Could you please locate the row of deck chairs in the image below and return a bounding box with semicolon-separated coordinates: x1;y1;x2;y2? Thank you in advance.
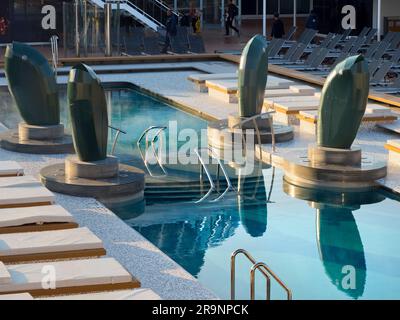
269;26;400;93
121;27;205;56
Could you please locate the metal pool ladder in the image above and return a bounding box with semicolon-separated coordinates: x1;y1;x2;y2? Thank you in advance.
194;147;235;203
231;249;292;300
137;126;167;177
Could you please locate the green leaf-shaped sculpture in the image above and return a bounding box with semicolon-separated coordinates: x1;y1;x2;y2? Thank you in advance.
67;64;108;162
318;55;369;149
238;35;268;117
318;208;366;299
4;42;60;125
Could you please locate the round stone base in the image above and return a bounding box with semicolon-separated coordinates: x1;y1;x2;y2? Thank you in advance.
227;114;271;130
0;129;74;154
40;163;145;202
65;156;119;180
282;150;387;191
19;123;64;141
308;145;361;166
207;119;294;150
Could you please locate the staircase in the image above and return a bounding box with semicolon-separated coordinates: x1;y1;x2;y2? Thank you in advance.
88;0;176;32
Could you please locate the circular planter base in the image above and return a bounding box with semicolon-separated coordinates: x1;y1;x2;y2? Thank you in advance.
40;163;145;202
282;145;387;191
0;130;74;154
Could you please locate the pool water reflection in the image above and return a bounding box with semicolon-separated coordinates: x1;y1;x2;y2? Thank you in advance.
124;168;400;300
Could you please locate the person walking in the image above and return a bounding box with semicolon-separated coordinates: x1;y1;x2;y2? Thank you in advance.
271;12;285;39
225;0;239;37
161;10;178;54
306;9;319;30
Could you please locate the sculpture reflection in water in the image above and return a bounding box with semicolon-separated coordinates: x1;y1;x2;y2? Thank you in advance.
283;180;385;299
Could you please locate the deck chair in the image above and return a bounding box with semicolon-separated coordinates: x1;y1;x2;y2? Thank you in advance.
188;34;206;53
319;33;335;48
365;28;377;44
268;38;285;58
285;47;327;70
273;43;307;65
327;34;342;50
389;32;400;50
349;35;366;54
285;26;297;40
0;258;140;297
372;41;391;60
339;29;352;41
296;29;312;44
358;27;370;38
0;176;55;209
364;42;380;59
374;73;400;93
371;61;393;84
143;35;162;55
0;205;78;234
0;227;106;263
299;47;329;71
368;60;381;77
0;161;23;177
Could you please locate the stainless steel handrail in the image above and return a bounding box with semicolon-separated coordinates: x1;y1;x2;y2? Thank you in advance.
108;125;127;156
137;126;167;177
194;147;235;203
231;249;271;300
50;35;59;76
231;248;292;300
250;262;292;300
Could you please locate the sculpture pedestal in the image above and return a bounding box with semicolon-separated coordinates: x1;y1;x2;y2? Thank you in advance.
282;144;387;191
65;156;119;180
19;123;64;141
40;158;145;204
208;113;294;150
0;122;74;154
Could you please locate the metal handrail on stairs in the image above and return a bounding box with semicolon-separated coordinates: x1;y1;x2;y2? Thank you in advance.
137;126;167;177
108;125;127;156
194;147;235;204
231;249;292;300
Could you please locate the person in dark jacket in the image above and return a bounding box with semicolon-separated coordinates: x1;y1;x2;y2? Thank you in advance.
161;9;178;53
225;0;239;36
306;10;319;30
271;12;285;39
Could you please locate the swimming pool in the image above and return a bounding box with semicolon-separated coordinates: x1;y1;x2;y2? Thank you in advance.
124;167;400;300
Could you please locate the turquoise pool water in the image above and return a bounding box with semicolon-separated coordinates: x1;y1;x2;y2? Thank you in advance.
124;168;400;300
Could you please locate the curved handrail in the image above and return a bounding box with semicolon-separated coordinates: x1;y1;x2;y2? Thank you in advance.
250;262;292;300
194;148;216;204
50;35;59;76
230;249;271;300
194;147;235;203
137;126;167;177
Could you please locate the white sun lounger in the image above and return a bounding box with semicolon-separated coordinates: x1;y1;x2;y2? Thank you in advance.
0;205;77;234
0;227;105;263
188;73;237;92
0;258;140;297
264;85;316;98
0;293;34;300
378;120;400;134
0;161;24;177
0;176;55;208
385;139;400;163
299;106;398;134
206;78;297;103
40;288;161;300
